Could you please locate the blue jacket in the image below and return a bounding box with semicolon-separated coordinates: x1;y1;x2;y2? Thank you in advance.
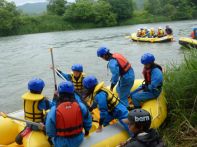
108;59;120;85
132;68;163;95
45;95;92;138
57;70;72;81
91;91;128;125
38;99;55;111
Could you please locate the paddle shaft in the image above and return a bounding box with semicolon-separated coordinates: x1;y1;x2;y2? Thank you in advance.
1;113;43;128
50;48;57;90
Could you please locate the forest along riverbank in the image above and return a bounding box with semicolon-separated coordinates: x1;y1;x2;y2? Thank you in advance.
0;0;197;36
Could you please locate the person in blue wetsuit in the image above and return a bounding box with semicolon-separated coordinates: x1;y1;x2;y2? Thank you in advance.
97;46;135;108
52;64;85;95
82;75;131;136
131;53;163;108
46;81;92;147
15;78;53;145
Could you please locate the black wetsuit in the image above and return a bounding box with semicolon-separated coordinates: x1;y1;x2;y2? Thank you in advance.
125;129;164;147
165;28;173;35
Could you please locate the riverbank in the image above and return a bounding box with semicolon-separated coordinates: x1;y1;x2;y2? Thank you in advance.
161;49;197;147
9;13;195;36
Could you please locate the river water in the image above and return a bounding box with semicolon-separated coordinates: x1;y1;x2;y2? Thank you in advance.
0;20;196;112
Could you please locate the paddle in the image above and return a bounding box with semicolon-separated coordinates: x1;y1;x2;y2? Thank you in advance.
49;48;57;91
0;112;45;130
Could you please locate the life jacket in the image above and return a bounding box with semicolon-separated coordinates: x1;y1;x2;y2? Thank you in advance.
150;30;155;36
71;73;85;94
22;92;45;123
137;31;141;37
142;64;162;85
112;53;131;76
56;101;83;137
157;30;164;37
141;30;146;37
93;82;119;112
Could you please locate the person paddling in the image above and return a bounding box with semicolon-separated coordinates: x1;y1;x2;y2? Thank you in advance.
119;109;164;147
82;75;131;135
97;46;135;108
15;78;53;145
130;53;163;109
51;64;85;95
45;81;92;147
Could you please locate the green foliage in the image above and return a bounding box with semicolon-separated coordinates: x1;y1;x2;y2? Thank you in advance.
145;0;197;20
64;0;117;27
0;0;21;36
107;0;134;20
92;0;117;26
64;0;94;22
47;0;67;16
161;50;197;146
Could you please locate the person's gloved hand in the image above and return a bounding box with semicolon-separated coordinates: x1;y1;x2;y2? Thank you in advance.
85;130;89;136
110;83;116;91
89;107;93;112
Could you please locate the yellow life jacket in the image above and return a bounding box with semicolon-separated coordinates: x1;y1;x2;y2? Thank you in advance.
71;73;85;94
22;92;45;123
141;30;146;37
150;30;155;36
93;82;119;112
158;29;164;37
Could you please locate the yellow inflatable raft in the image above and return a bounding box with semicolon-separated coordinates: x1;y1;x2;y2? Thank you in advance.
179;37;197;48
0;79;167;147
129;33;173;43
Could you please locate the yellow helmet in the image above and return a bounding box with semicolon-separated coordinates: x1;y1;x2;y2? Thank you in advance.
150;28;154;31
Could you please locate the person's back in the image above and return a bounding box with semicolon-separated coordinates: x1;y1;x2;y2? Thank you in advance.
125;129;164;147
165;25;173;35
46;81;92;147
16;78;51;145
119;109;164;147
157;28;164;37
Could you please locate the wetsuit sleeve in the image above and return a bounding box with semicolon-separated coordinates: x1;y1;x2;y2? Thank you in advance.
95;92;108;126
45;106;57;137
56;70;72;81
148;68;163;92
79;102;92;132
38;98;53;111
108;59;120;85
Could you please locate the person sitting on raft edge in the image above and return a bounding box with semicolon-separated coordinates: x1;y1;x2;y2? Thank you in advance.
51;63;85;96
119;109;164;147
97;46;135;109
15;78;54;145
82;75;132;136
130;53;163;109
45;81;92;147
165;25;173;35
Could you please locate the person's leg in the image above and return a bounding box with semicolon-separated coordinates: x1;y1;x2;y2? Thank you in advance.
117;70;135;107
131;91;157;107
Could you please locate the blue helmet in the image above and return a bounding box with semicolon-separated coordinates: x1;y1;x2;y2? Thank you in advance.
83;75;98;89
141;53;155;64
97;46;109;57
28;78;45;92
58;81;75;94
71;64;83;72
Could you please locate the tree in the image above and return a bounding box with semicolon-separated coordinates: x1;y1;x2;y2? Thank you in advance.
93;0;117;26
107;0;134;20
64;0;94;22
47;0;67;16
0;0;21;36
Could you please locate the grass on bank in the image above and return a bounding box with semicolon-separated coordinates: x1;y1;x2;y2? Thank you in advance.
160;49;197;147
16;11;174;36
